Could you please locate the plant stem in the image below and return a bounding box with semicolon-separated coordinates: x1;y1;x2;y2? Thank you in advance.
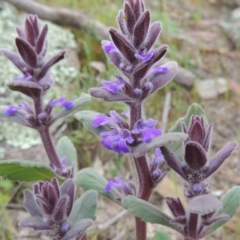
38;126;62;169
33;97;62;170
129;102;154;240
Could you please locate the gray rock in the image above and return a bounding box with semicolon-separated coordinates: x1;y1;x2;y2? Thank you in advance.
0;2;79;154
220;7;240;49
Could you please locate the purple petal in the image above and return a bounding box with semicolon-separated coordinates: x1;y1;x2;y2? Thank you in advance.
102;40;117;53
5;106;18;116
135;50;154;62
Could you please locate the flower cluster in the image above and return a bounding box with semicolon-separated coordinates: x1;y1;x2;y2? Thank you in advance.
93;111;162;154
1;15;74;128
161;116;237;198
160;116;237;239
89;0;178;103
19;178;93;240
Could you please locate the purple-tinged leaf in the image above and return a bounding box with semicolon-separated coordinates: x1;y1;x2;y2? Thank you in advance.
37;50;65;80
0;49;25;71
133;11;150;48
188;213;198;239
15;37;37;67
144;22;162;51
89;87;133;102
133;45;168;81
32;15;40;37
7;80;42;98
25;18;36;46
203;214;229;226
36;24;48;54
15;26;25;38
184;141;207;170
206;142;237;178
124;2;136;34
19;216;52;230
188;194;222;215
60;179;75;216
134;0;144;19
23;190;43;217
117;11;127;35
109;28;137;64
166;197;185;217
61;219;93;240
202;123;213;152
160;146;186;179
53;195;68;222
150;61;178;94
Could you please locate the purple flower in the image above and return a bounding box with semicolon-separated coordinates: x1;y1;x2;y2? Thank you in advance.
102;40;117;53
150;66;169;74
132;119;162;143
92;110;124;127
13;72;32;81
5;101;33;116
5;106;19;116
101;76;125;94
105;177;129;192
49;97;73;110
100;128;134;154
151;148;165;170
135;49;154;62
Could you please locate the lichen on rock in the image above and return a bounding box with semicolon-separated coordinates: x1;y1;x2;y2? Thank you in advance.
0;2;80;154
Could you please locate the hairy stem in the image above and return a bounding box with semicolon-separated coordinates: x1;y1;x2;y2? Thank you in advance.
130;102;154;240
38;126;62;169
33;97;62;170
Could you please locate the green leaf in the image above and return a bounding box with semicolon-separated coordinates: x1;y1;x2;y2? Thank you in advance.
0;160;62;182
132;132;187;158
167;103;206;160
68;190;98;222
53;93;91;120
122;196;175;229
74;110;111;136
74;168;119;201
153;230;172;240
207;186;240;235
56;136;77;166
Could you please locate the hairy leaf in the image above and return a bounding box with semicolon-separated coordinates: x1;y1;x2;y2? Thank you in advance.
0;160;62;182
74;168;119;201
122;196;174;229
68;190;98;222
207;186;240;235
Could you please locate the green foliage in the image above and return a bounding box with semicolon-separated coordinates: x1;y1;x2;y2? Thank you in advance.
68;190;98;222
75;110;111;136
207;186;240;236
122;196;175;230
132;132;187;158
56;136;77;166
0;160;62;182
74;167;119;201
153;230;172;240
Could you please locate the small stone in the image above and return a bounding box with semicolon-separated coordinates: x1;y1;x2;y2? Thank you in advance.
90;61;106;73
196;78;229;100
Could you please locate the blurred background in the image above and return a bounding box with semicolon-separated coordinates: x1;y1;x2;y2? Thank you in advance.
1;0;240;239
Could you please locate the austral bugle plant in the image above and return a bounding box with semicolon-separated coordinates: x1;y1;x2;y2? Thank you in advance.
0;0;240;240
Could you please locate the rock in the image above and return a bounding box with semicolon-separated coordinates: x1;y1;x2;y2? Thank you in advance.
0;2;80;154
196;78;229;100
220;8;240;49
